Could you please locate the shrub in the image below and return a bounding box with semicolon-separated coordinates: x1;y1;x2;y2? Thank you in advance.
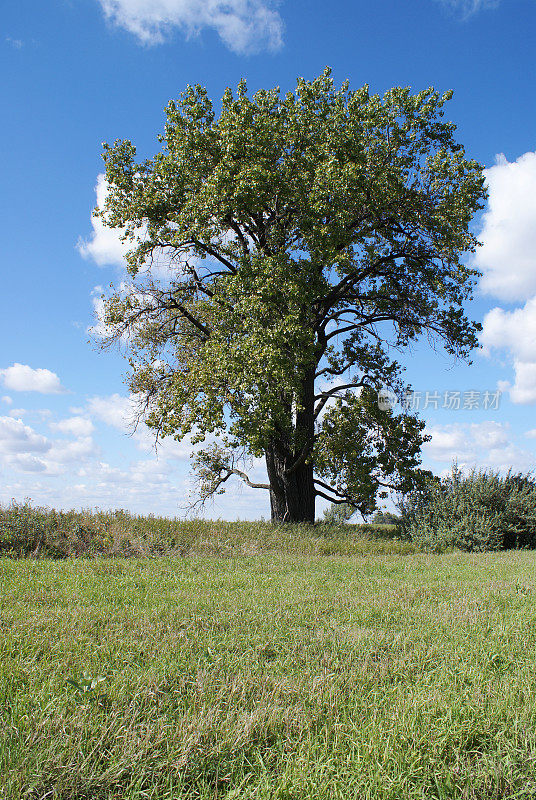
0;501;412;559
320;502;357;525
370;510;401;525
400;466;536;552
0;501;106;558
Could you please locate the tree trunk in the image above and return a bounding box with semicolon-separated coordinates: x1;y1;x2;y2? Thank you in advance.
265;447;315;523
265;369;316;524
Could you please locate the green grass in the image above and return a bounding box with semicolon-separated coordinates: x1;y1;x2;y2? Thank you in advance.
3;549;536;799
0;501;406;559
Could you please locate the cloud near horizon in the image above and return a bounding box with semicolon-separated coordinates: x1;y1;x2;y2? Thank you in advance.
424;421;533;474
97;0;284;54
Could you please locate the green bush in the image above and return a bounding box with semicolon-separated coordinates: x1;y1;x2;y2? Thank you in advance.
320;502;357;525
0;501;413;559
400;466;536;552
0;501;106;558
370;510;401;525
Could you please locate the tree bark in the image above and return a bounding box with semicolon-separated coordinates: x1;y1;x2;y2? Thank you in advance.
265;446;315;523
265;369;316;524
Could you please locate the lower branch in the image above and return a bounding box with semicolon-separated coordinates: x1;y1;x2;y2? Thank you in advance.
315;489;356;505
189;443;268;511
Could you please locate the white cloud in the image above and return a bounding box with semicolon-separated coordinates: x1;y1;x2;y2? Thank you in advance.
477;152;536;302
1;396;12;405
470;420;509;450
481;298;536;362
47;436;97;465
50;416;95;437
8;408;52;422
499;362;536;405
481;297;536;404
424;423;474;463
7;454;48;473
0;363;65;394
0;413;97;476
0;396;268;518
97;0;284;54
424;421;534;473
77;174;130;267
0;416;50;455
87;392;139;431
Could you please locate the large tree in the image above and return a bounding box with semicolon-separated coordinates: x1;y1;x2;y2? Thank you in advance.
96;69;486;523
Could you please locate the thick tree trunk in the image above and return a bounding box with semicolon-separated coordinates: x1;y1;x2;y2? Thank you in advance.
265;447;315;523
265;369;316;524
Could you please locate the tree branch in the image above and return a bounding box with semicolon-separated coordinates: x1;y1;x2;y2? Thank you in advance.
315;489;355;505
230;468;270;490
284;436;316;476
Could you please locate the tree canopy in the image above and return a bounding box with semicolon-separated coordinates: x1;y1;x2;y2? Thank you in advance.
96;68;486;522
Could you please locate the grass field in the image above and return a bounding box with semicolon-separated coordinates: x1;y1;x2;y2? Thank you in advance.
3;546;536;799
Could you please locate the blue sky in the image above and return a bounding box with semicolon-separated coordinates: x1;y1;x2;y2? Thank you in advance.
2;0;536;518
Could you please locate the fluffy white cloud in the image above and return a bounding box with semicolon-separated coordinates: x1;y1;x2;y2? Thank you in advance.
498;362;536;405
86;392;193;458
0;363;65;394
0;413;98;476
97;0;283;54
50;416;95;437
0;416;50;455
481;298;536;362
47;436;97;465
8;454;48;473
481;297;536;404
477;152;536;404
423;421;534;473
1;396;12;405
77;174;130;267
87;392;139;431
477;152;536;302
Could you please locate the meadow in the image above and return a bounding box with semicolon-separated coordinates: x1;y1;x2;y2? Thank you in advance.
3;530;536;799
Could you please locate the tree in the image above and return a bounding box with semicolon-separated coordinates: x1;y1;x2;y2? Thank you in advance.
371;510;400;525
96;69;486;523
321;502;357;525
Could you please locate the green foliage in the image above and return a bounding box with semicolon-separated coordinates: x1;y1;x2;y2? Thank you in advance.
401;466;536;552
65;672;107;705
314;387;431;514
0;501;106;558
321;502;357;525
95;68;486;516
0;501;412;559
371;510;401;525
